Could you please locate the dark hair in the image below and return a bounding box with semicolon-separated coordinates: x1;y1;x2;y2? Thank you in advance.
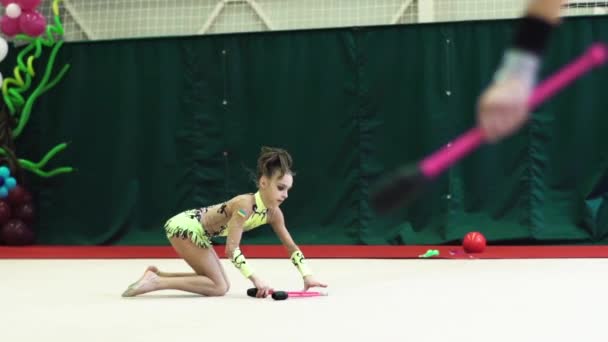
256;146;294;182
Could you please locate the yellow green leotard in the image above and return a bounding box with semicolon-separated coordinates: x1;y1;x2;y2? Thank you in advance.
163;191;269;248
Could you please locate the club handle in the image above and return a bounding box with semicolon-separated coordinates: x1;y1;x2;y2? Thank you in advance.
246;288;288;299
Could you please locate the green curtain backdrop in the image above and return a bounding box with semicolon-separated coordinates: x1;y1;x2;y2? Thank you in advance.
8;16;608;246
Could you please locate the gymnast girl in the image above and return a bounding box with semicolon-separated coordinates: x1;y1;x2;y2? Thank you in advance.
121;146;327;298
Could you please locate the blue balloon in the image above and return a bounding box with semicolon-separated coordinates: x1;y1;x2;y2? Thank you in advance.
0;166;9;179
5;177;16;190
0;186;8;198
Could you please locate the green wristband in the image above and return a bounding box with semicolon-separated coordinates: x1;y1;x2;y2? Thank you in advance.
231;247;254;278
291;250;312;277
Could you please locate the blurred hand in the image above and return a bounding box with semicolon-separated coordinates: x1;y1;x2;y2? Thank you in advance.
250;275;273;298
477;77;534;143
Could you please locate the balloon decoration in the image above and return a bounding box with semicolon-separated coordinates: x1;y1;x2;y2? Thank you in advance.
0;0;72;177
0;35;6;85
0;0;73;245
0;183;35;245
1;0;45;37
0;165;17;198
0;165;34;245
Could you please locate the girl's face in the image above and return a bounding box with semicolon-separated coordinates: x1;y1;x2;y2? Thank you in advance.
259;171;293;208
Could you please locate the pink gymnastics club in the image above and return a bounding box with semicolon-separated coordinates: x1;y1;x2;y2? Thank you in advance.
370;43;608;214
247;288;328;300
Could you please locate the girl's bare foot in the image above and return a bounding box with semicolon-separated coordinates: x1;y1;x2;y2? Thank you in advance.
146;265;160;275
121;270;159;297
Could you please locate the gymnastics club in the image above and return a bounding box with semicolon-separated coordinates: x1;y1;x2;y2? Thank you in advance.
246;287;328;300
370;43;608;214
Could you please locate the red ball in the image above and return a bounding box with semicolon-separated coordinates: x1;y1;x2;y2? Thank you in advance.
14;203;35;224
0;218;35;246
0;200;11;225
463;231;486;253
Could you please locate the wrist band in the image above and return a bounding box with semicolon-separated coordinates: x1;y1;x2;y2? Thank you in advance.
493;48;540;86
290;250;312;277
231;247;254;278
513;15;555;56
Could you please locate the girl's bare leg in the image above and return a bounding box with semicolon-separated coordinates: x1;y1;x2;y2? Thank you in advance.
121;238;229;297
144;248;230;287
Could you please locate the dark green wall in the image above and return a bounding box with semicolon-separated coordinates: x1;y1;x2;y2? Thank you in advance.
9;16;608;245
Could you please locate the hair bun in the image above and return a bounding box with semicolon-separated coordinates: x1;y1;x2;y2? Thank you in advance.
256;146;294;181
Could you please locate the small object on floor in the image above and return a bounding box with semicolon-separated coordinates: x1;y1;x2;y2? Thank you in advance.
246;288;328;300
418;249;440;258
448;249;476;259
462;231;487;253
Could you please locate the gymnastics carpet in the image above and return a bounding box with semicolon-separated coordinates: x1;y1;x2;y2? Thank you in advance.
1;245;608;259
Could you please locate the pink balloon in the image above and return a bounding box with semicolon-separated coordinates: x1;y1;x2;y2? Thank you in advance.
0;14;20;37
15;0;41;11
18;10;45;37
